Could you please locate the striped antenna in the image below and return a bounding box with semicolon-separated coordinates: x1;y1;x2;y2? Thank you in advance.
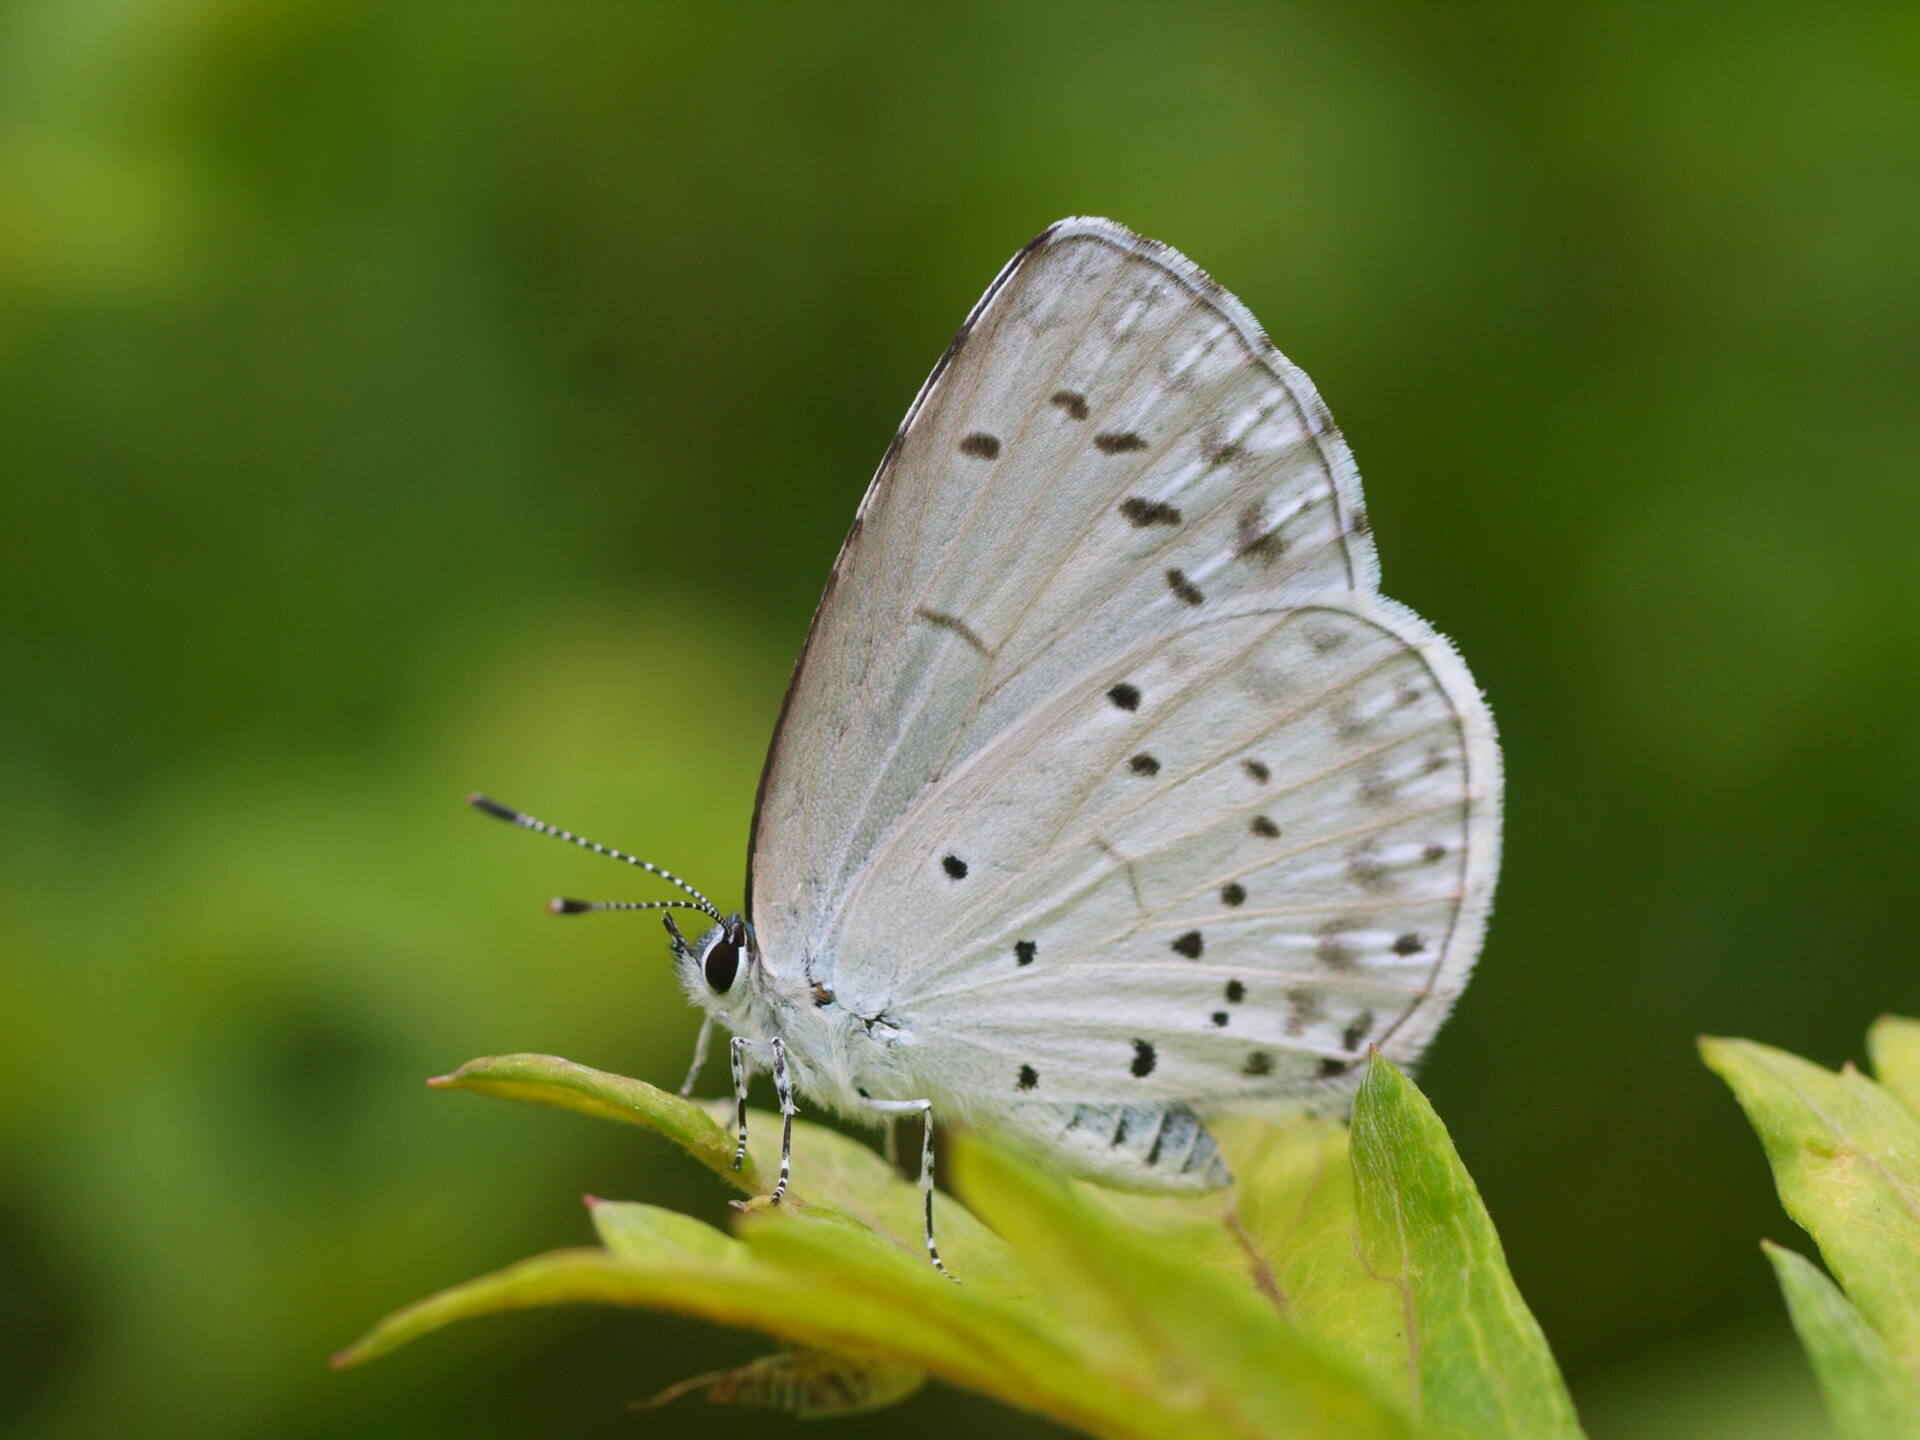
467;793;722;921
548;896;716;917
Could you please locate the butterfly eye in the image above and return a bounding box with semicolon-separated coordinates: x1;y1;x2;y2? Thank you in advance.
704;933;742;994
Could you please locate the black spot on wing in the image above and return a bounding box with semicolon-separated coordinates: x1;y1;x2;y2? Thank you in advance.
1250;815;1280;838
942;854;969;879
1017;1064;1038;1091
1094;431;1148;454
1220;882;1246;907
1170;930;1203;959
1235;502;1287;565
1392;933;1425;956
1050;390;1090;420
1014;940;1036;967
1318;1058;1350;1078
1164;568;1204;605
1128;753;1160;776
1211;1010;1229;1027
1107;682;1141;711
1243;1051;1273;1077
1242;758;1270;783
1118;497;1182;527
1130;1040;1157;1077
958;432;1001;458
1422;842;1448;864
1225;979;1246;1003
1343;1010;1375;1051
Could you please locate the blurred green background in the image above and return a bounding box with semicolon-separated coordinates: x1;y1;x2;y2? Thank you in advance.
3;4;1916;1436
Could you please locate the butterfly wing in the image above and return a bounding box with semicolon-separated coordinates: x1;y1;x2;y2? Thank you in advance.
747;219;1499;1152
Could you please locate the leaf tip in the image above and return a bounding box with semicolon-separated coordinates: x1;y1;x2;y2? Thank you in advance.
582;1193;604;1209
329;1346;358;1370
425;1074;456;1088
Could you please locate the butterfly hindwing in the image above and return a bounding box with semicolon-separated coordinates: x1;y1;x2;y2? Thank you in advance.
881;594;1497;1108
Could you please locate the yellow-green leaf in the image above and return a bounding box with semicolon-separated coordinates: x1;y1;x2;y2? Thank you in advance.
1764;1241;1920;1440
1349;1058;1586;1440
1868;1016;1920;1121
950;1134;1413;1440
587;1196;749;1267
344;1054;1582;1439
428;1053;753;1186
1701;1036;1920;1368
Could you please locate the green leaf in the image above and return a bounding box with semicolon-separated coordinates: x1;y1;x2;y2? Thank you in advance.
428;1053;754;1187
587;1196;751;1267
1700;1036;1920;1368
342;1054;1581;1439
1080;1116;1409;1396
1348;1058;1586;1440
1867;1016;1920;1120
948;1133;1412;1440
1764;1241;1920;1440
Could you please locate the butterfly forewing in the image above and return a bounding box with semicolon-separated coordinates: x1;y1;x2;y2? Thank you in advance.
748;218;1499;1136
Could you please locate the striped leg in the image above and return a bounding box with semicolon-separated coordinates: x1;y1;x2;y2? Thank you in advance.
768;1036;794;1205
728;1036;753;1170
862;1097;953;1280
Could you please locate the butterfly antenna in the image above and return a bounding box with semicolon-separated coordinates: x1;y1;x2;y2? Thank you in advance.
547;897;715;917
467;793;723;921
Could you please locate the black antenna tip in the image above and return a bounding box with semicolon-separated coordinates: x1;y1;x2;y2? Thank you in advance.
549;896;591;914
468;793;521;823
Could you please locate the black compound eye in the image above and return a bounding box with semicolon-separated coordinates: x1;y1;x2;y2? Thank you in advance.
704;935;741;994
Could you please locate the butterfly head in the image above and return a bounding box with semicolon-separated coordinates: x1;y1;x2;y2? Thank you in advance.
676;913;760;1011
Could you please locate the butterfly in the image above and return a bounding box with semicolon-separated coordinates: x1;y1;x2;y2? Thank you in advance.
473;217;1502;1275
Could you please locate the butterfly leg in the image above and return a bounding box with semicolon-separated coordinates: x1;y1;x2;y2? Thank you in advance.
677;1014;715;1097
728;1036;755;1170
861;1097;953;1280
768;1036;795;1204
